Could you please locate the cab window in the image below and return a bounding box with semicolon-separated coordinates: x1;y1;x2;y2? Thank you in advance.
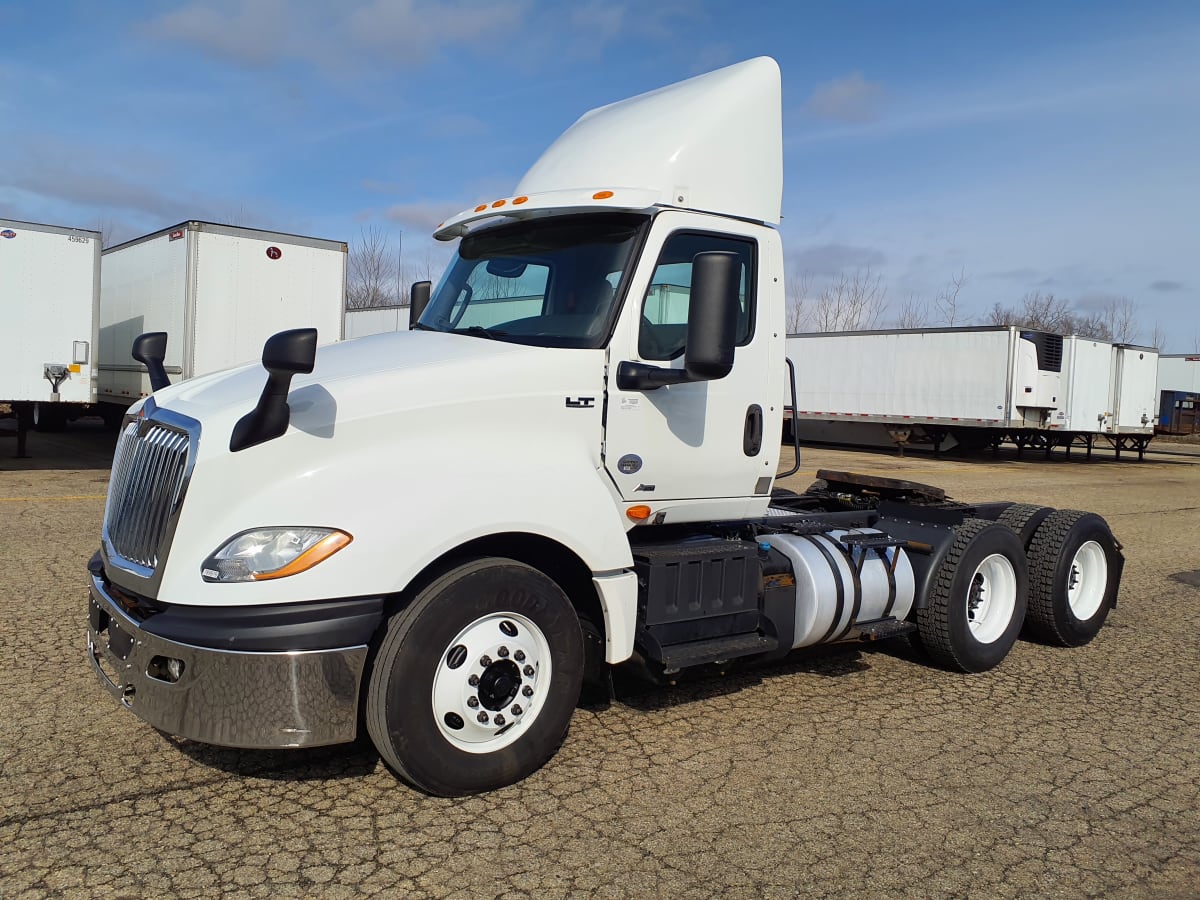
639;232;755;361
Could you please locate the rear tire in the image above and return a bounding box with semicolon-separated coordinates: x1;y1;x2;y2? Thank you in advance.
996;503;1053;548
917;519;1029;673
1025;510;1120;647
365;558;584;796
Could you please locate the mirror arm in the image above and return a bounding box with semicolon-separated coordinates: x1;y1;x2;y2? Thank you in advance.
615;361;693;391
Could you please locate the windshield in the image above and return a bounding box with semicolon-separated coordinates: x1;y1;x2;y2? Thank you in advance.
418;213;647;349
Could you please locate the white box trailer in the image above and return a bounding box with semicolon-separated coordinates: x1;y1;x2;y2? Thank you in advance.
1057;336;1112;433
1052;338;1156;458
344;304;411;339
1109;345;1158;434
786;326;1155;459
1157;355;1200;433
99;222;347;409
1158;355;1200;393
786;326;1063;452
1;219;101;448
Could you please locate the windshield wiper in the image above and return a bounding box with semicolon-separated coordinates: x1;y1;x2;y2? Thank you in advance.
453;325;509;340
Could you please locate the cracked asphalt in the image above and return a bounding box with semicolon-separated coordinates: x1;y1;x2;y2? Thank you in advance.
2;421;1198;898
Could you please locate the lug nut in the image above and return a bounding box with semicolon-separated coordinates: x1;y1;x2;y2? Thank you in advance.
522;685;534;697
514;650;526;662
523;665;534;677
511;705;523;716
477;711;489;723
494;714;506;727
497;646;509;658
468;674;480;687
467;696;479;708
480;655;492;667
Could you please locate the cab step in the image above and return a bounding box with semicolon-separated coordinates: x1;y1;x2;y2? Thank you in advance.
653;633;779;670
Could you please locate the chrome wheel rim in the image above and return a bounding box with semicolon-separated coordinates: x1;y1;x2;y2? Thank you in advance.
432;612;550;753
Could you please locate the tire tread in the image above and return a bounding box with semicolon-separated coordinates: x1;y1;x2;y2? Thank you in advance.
1025;508;1110;646
917;518;1027;672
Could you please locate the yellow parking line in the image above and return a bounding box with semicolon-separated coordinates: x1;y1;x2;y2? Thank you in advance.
0;494;107;502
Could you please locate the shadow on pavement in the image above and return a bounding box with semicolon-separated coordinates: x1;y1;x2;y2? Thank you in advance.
165;733;381;782
612;644;873;713
0;417;119;472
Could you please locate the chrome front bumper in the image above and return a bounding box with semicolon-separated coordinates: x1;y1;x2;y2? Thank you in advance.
87;572;368;749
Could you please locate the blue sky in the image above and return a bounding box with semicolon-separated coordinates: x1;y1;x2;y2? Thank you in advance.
2;1;1197;349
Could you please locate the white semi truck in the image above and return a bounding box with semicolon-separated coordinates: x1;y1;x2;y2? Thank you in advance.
98;221;347;421
87;58;1123;796
0;219;101;452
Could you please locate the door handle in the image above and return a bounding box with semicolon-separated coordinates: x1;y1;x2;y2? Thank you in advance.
744;404;763;456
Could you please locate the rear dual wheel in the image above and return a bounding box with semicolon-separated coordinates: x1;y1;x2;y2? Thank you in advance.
918;519;1029;673
366;558;584;796
1025;510;1120;647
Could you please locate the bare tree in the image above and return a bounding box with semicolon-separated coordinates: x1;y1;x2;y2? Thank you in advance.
986;292;1075;333
1072;311;1113;341
1148;321;1166;351
1101;296;1140;344
810;268;887;332
347;225;400;309
934;269;967;326
895;293;929;329
785;270;811;333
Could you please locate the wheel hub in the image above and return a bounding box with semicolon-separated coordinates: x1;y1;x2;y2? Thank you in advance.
432;613;551;753
477;659;521;711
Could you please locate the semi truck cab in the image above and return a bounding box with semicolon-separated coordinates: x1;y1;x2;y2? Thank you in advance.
87;58;1123;796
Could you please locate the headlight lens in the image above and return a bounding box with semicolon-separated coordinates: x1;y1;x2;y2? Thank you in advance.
201;527;352;583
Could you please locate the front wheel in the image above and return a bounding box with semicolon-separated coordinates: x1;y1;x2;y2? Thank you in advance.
917;519;1029;673
365;558;584;795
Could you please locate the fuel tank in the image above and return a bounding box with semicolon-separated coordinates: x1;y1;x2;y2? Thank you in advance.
762;530;916;648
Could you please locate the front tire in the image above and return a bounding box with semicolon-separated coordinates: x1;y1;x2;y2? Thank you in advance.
1025;510;1120;647
918;519;1029;673
366;558;584;795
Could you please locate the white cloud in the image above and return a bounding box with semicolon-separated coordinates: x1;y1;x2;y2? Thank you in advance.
788;242;887;276
803;72;887;123
383;200;467;233
141;0;533;71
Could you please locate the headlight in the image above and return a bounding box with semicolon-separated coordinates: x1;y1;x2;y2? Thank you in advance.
201;527;352;583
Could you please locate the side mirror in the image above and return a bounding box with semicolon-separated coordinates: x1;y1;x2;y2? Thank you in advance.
409;281;432;328
684;251;739;381
230;328;317;452
131;331;170;392
615;251;740;392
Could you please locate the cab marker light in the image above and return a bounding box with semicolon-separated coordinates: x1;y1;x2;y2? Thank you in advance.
626;505;652;522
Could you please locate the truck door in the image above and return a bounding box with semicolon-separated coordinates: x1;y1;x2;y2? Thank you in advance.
603;214;781;513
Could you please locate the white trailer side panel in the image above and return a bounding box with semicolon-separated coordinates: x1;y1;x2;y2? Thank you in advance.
1158;356;1200;393
1111;345;1158;433
1058;337;1113;432
344;305;410;339
98;231;189;405
787;329;1014;425
1;220;100;404
191;228;346;376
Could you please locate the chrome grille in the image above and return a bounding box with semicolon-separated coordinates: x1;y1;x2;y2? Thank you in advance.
105;419;192;570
